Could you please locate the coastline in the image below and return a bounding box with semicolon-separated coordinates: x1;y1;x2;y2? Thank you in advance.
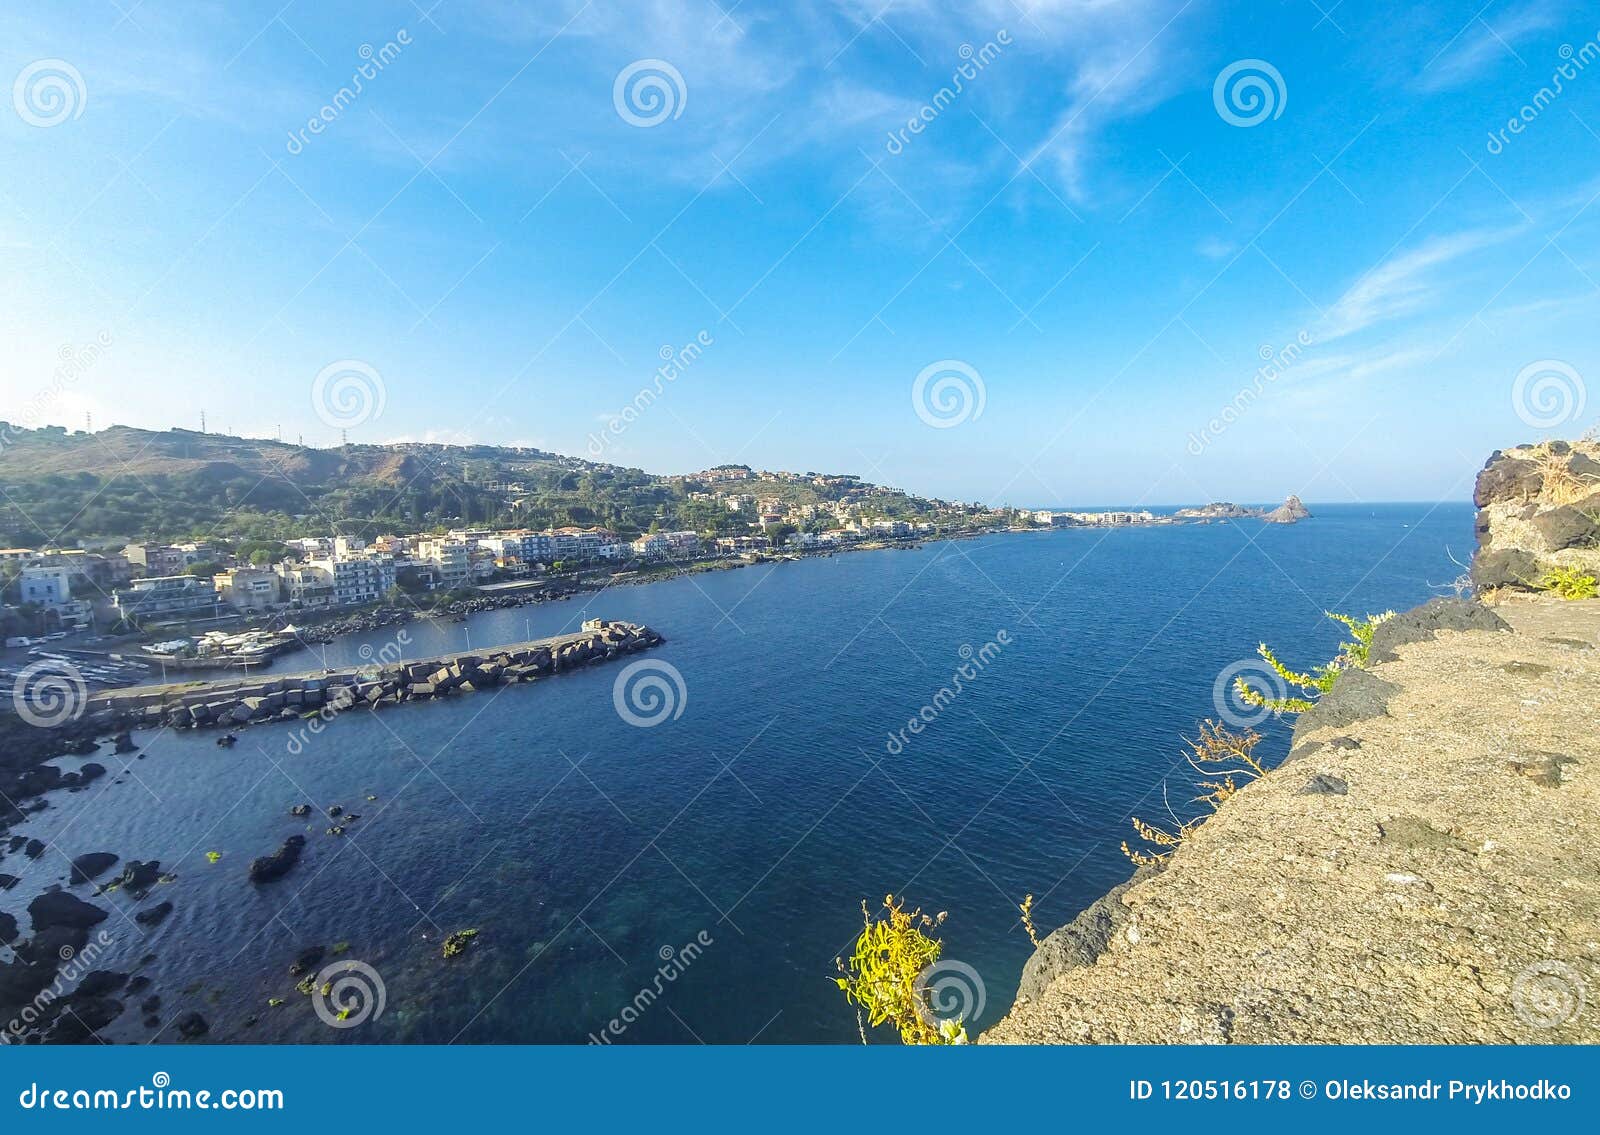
986;446;1600;1044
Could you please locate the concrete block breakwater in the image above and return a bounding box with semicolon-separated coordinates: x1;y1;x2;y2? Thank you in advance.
82;619;664;732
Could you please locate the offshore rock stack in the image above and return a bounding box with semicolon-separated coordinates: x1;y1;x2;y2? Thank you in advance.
81;619;664;734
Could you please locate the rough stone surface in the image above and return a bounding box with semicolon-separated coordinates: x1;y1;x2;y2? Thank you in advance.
1472;442;1600;591
984;592;1600;1044
1367;597;1510;663
1472;548;1540;591
1290;668;1399;740
1015;873;1153;1004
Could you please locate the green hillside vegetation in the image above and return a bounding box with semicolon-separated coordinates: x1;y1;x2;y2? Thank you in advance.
0;424;961;547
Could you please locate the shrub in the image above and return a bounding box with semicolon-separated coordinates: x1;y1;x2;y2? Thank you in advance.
834;895;966;1045
1235;610;1393;714
1539;565;1599;600
1122;721;1267;866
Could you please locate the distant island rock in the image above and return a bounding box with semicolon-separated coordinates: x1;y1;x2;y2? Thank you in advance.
1262;495;1312;524
1172;496;1311;524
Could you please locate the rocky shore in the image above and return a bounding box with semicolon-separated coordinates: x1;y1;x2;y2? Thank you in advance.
986;447;1598;1044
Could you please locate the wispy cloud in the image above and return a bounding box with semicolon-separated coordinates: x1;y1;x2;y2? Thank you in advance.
1018;0;1198;202
1318;226;1521;340
1417;1;1561;92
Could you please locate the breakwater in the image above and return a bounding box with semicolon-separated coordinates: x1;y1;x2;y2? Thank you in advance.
81;618;663;733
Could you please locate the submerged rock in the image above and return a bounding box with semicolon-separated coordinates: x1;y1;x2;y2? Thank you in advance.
134;901;174;926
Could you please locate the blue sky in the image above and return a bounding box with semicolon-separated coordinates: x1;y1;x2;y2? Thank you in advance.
3;0;1598;505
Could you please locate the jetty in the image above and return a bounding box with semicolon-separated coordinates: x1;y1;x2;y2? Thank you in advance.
81;618;663;732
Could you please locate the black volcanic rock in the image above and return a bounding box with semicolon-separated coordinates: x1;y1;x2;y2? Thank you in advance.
70;852;119;885
248;836;305;884
1368;597;1510;663
28;890;108;934
119;860;161;896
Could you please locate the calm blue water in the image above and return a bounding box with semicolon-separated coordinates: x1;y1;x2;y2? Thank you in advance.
2;504;1474;1043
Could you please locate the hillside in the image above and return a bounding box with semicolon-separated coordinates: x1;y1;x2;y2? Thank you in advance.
0;424;950;546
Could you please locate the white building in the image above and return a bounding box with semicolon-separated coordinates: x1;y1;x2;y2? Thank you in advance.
416;538;470;588
305;554;396;606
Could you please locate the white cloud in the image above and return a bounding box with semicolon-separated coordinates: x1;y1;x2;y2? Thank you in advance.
1318;227;1520;341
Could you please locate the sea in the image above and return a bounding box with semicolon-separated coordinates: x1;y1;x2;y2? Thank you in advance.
1;503;1476;1043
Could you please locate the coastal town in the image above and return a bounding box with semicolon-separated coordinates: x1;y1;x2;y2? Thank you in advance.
0;426;1311;686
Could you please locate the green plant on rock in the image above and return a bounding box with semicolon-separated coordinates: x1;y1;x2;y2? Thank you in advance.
1235;610;1393;714
833;895;965;1045
1539;565;1598;600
